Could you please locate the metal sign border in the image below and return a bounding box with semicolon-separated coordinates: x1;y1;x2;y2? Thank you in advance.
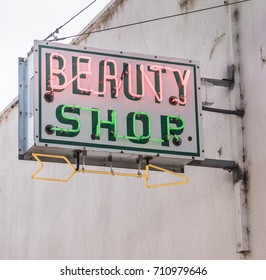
35;41;203;160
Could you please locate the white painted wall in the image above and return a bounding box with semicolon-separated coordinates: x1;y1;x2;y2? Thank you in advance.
238;0;266;259
0;0;265;259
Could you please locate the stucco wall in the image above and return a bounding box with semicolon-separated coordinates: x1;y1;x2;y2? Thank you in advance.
238;0;266;259
0;105;237;259
1;0;265;260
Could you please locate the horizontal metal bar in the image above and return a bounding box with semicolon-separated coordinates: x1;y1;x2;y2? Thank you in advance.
201;77;234;88
202;106;245;117
188;158;238;171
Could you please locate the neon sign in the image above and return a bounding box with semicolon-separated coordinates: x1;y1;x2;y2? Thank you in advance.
49;105;185;145
47;53;190;104
23;40;203;169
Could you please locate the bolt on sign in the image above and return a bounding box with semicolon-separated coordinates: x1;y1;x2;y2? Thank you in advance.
19;40;204;170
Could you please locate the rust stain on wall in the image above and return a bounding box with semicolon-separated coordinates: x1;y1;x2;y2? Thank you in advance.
178;0;194;11
260;45;266;67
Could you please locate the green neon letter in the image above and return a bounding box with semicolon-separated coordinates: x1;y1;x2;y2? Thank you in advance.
53;105;81;137
160;115;185;146
126;112;151;144
91;109;117;141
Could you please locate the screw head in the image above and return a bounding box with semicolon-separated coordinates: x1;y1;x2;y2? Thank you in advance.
44;91;54;103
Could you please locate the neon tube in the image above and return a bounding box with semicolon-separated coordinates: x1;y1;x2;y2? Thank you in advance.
166;67;191;105
49;105;184;144
49;53;76;91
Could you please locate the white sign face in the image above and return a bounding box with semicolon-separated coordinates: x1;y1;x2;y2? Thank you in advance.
33;40;203;164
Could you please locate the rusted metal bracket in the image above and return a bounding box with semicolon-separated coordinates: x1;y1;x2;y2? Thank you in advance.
202;106;245;117
188;158;242;183
188;158;237;170
201;77;234;88
201;65;235;89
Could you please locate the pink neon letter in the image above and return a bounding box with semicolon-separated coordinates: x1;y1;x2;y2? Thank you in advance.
166;67;191;105
141;65;165;102
76;56;92;93
92;59;121;96
49;53;69;91
122;64;164;102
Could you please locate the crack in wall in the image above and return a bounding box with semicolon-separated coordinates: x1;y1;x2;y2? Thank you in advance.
209;33;226;59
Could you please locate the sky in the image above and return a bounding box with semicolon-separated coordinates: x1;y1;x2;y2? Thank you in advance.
0;0;111;113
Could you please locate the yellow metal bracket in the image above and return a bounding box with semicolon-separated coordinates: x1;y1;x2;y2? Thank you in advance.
31;153;189;187
32;153;77;182
80;168;146;178
145;164;189;188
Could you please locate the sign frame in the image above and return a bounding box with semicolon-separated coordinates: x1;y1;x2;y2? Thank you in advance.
19;40;204;171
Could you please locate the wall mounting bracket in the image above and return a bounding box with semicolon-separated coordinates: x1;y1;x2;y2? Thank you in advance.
201;77;234;88
201;64;235;89
188;158;242;183
202;106;245;117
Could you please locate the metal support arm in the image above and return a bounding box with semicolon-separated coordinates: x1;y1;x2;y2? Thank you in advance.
188;158;242;183
188;158;237;171
202;106;245;117
201;65;235;88
201;77;234;88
